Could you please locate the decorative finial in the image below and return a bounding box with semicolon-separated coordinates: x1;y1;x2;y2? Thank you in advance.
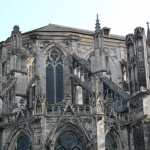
147;22;150;31
147;22;149;26
95;13;101;33
96;13;99;21
13;25;20;32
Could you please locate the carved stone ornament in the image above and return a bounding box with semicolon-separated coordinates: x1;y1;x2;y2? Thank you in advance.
134;27;144;39
125;34;134;47
12;96;27;118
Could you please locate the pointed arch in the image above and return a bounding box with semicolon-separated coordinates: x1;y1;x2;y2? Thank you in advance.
46;122;88;150
16;132;32;150
7;128;33;150
46;45;64;105
105;128;124;150
54;130;85;150
45;42;68;57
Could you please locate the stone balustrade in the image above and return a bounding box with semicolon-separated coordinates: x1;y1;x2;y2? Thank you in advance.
47;104;65;114
47;104;92;115
72;104;92;114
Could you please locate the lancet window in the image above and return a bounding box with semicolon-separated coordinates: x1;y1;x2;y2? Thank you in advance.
46;47;64;104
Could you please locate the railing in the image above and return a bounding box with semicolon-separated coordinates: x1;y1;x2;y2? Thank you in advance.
47;104;65;114
0;104;93;127
47;104;92;115
72;104;92;114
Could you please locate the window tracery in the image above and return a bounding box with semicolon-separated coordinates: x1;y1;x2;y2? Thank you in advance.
54;131;84;150
46;47;64;104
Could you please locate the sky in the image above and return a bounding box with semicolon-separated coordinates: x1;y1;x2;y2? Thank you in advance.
1;0;150;41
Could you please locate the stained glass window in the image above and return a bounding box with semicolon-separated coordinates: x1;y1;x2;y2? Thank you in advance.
55;131;84;150
46;64;55;104
46;47;64;104
16;133;31;150
56;64;63;102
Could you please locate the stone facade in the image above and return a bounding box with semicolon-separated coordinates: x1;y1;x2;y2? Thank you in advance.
0;16;150;150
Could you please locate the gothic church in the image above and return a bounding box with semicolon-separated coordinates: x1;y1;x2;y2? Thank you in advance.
0;16;150;150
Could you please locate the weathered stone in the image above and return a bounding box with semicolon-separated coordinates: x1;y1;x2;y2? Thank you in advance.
0;18;150;150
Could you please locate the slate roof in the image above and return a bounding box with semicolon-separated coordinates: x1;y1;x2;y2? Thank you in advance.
24;23;125;41
25;24;94;35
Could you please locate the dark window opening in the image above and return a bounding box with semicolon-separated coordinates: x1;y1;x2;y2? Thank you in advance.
46;64;55;104
83;89;90;105
46;48;64;105
2;62;7;76
32;84;35;100
56;64;64;102
16;133;32;150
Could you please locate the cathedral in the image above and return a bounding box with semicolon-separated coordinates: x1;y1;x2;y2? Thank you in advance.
0;15;150;150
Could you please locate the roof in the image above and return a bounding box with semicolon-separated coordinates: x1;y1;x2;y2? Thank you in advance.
23;23;125;41
24;23;94;35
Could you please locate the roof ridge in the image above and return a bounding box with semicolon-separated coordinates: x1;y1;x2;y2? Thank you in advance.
23;23;94;35
22;23;125;41
47;23;94;32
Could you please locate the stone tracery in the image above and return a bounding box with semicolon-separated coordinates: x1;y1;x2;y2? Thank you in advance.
46;47;64;104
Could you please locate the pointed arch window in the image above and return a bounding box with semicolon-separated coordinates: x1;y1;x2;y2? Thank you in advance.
16;132;32;150
46;47;64;104
55;131;84;150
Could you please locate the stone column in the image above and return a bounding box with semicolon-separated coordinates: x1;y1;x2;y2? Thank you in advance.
63;57;72;103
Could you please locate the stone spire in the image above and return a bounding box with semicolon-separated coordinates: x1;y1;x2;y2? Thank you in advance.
147;22;150;46
95;14;101;34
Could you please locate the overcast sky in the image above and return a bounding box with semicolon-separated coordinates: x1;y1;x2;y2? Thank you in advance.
1;0;150;41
